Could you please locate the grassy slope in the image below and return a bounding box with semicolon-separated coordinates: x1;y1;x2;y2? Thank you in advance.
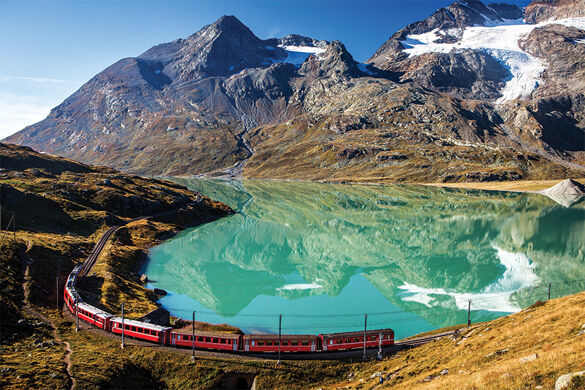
242;111;583;184
0;143;236;388
323;293;585;390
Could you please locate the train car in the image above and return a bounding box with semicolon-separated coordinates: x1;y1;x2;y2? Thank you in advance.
63;287;82;314
75;302;114;330
66;265;82;288
170;331;241;351
319;328;394;351
110;317;172;344
243;334;318;353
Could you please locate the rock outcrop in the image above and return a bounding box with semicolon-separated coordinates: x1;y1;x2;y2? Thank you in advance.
525;0;585;23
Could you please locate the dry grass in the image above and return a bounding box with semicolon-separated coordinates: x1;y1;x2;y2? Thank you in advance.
0;312;70;390
322;292;585;390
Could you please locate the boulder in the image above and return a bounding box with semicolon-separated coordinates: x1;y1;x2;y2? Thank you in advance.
485;348;509;359
153;288;167;296
519;353;538;363
555;371;585;390
140;274;148;284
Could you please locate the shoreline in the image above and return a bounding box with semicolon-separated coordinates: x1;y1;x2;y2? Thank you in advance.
168;175;585;193
420;178;585;193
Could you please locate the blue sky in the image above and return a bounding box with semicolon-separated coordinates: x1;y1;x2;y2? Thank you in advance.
0;0;530;139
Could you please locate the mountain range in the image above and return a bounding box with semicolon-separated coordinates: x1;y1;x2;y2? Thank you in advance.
5;0;585;183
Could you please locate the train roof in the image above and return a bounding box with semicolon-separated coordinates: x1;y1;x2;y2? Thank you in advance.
173;330;241;339
319;328;394;338
66;287;83;302
110;317;172;332
243;334;316;341
77;302;114;318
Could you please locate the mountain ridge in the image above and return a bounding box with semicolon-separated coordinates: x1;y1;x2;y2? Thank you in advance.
5;0;585;182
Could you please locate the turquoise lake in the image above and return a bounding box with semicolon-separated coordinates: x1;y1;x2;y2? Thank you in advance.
144;179;585;339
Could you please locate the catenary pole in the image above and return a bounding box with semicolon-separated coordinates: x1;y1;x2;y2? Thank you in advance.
377;332;383;360
548;283;551;300
278;314;282;364
363;314;368;360
192;310;196;360
121;302;125;349
467;300;472;327
75;290;79;331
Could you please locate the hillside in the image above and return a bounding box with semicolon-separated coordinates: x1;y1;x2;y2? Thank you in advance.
0;142;232;337
4;0;585;182
323;291;585;390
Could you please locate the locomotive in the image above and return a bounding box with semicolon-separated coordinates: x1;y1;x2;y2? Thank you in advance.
64;265;394;353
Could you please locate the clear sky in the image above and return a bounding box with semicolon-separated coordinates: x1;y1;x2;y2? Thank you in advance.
0;0;530;139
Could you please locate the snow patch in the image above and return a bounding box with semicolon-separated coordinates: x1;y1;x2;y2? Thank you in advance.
400;17;585;103
276;45;326;66
277;282;323;291
398;246;540;312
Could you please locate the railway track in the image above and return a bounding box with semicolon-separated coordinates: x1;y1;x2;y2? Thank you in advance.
78;200;199;277
64;307;459;361
70;204;461;361
79;225;121;278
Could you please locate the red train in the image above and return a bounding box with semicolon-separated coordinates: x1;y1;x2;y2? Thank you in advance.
63;265;394;354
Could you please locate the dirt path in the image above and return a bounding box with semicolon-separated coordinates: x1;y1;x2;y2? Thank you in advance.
22;306;76;389
61;337;76;390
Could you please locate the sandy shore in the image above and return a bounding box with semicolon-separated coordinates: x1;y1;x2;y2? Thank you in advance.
422;178;585;192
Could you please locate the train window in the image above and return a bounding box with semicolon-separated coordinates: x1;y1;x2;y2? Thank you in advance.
205;337;211;343
251;341;255;346
177;335;181;340
131;326;136;332
301;341;309;346
197;337;204;342
282;341;288;346
220;339;226;344
258;341;265;346
329;340;333;345
213;338;219;343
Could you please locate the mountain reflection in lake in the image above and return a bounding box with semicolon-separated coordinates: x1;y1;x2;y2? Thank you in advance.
144;179;585;338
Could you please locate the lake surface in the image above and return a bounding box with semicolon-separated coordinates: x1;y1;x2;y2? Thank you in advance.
144;179;585;339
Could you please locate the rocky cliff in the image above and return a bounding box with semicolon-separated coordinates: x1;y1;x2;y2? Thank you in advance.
5;1;585;182
525;0;585;23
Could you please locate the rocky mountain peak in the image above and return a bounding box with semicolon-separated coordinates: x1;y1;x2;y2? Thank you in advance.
525;0;585;23
149;15;286;81
299;40;361;79
368;0;523;68
276;34;329;49
202;15;261;45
